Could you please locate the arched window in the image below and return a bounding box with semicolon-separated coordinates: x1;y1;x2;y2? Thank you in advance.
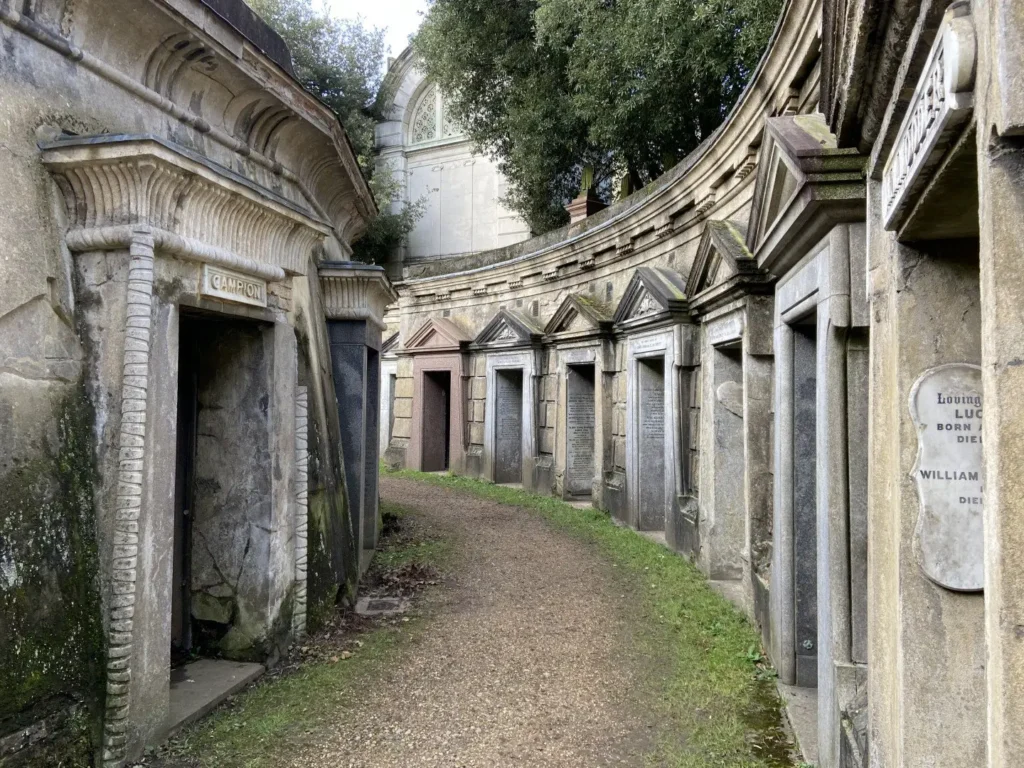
408;82;463;145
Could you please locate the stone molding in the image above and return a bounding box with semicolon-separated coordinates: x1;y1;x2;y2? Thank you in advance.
402;317;472;355
746;115;866;275
471;308;545;351
612;268;691;333
881;5;976;230
0;0;373;242
294;386;309;639
42;136;331;276
543;294;614;345
688;220;773;318
101;229;156;768
318;262;399;331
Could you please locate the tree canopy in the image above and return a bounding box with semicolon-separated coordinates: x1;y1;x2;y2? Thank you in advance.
248;0;421;264
416;0;782;233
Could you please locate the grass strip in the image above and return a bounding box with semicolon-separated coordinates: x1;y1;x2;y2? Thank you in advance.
383;468;795;768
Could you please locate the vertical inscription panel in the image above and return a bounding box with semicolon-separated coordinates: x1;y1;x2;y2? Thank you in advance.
566;366;596;496
910;363;983;591
495;369;524;483
638;358;666;531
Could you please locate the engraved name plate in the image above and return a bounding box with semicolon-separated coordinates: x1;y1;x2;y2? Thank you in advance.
909;363;983;591
202;265;268;308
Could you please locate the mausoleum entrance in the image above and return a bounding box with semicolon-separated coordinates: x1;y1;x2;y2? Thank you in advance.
493;368;525;484
421;370;452;472
564;364;596;499
173;312;276;659
790;319;818;689
637;356;667;531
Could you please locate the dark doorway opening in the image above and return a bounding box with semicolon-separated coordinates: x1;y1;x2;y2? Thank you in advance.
494;368;524;484
421;370;451;472
172;319;199;664
171;312;273;662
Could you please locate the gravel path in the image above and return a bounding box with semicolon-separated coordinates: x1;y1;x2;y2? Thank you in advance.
291;476;663;768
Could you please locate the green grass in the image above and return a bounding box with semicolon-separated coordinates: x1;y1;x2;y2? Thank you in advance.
374;499;455;569
166;472;794;768
383;468;795;768
166;627;404;766
163;500;450;768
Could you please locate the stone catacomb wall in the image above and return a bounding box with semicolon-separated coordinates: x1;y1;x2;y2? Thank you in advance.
0;0;392;764
381;0;1024;766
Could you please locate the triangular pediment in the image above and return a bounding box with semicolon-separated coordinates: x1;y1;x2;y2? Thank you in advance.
612;268;689;328
472;308;544;349
686;220;758;297
544;294;613;338
405;317;471;352
382;331;400;353
745;114;866;273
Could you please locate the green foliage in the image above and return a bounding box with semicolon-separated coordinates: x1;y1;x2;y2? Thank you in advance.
248;0;387;163
416;0;782;233
351;168;427;266
247;0;423;264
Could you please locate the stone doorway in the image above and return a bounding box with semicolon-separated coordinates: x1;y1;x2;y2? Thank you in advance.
421;370;452;472
791;320;818;688
565;364;596;498
494;368;524;484
171;313;277;660
637;357;666;531
167;312;275;734
708;344;745;580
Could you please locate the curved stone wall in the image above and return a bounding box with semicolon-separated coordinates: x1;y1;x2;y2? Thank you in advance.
387;0;820;344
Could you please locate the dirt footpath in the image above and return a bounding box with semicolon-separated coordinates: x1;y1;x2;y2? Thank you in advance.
290;476;664;768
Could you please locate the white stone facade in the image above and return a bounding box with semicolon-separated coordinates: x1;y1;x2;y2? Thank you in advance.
374;48;531;278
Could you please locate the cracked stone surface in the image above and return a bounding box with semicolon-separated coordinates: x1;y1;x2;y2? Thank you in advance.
290;475;662;767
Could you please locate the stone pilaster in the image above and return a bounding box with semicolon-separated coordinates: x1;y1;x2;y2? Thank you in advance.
102;228;155;768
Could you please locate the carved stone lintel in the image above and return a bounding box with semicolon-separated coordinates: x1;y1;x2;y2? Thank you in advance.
882;6;976;229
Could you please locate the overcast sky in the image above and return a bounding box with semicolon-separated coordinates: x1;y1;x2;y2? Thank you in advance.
326;0;428;59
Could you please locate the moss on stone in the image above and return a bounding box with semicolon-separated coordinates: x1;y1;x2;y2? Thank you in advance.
0;382;103;761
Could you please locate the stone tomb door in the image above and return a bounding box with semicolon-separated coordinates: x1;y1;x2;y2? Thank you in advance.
638;357;666;531
171;312;274;661
494;368;524;484
565;364;596;498
791;320;818;688
421;370;452;472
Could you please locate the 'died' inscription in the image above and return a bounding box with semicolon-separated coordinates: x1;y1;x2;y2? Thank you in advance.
909;363;983;591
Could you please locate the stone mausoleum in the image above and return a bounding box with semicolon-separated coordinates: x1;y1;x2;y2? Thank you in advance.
0;0;394;764
380;0;1024;765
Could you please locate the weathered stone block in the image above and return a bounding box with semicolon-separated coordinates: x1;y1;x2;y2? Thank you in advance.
393;398;413;419
395;377;414;399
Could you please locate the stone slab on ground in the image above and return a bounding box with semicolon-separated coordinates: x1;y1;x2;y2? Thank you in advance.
777;681;818;766
166;660;264;738
355;596;410;617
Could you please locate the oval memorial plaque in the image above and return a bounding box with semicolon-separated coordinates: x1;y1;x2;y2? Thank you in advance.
909;363;983;591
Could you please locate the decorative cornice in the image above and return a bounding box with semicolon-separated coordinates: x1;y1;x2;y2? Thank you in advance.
0;1;374;242
318;262;399;330
42;135;331;276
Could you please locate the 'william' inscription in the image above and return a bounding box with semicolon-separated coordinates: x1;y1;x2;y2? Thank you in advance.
910;364;983;591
